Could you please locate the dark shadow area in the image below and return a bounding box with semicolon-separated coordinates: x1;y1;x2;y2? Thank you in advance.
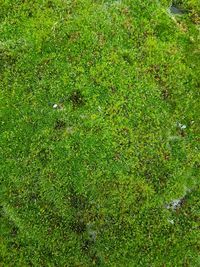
54;119;66;130
69;90;85;108
170;1;188;14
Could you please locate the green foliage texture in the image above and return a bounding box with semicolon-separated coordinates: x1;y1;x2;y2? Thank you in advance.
0;0;200;266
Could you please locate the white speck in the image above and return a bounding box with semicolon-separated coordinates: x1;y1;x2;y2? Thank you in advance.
171;199;182;209
53;104;58;109
167;219;174;224
181;124;186;129
166;199;182;210
177;122;186;130
166;187;192;211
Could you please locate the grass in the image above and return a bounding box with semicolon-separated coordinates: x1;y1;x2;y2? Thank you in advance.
0;0;200;266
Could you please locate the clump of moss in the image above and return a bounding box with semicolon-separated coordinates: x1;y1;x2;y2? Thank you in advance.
1;0;199;266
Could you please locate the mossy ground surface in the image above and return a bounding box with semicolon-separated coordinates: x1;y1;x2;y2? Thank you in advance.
0;0;200;266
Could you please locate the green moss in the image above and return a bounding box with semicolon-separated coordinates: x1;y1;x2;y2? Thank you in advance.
1;0;199;266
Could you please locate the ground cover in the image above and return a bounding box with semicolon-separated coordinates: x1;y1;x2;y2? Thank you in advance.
1;0;200;266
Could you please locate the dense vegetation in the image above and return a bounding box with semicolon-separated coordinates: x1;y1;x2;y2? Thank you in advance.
1;0;199;266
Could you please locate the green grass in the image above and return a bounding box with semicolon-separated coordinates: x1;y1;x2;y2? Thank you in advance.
0;0;200;266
